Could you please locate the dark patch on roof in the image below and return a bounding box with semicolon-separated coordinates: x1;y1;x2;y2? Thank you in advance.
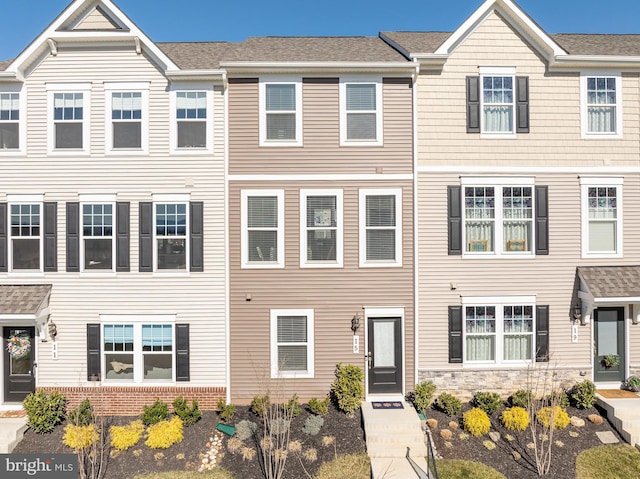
578;266;640;298
0;285;52;314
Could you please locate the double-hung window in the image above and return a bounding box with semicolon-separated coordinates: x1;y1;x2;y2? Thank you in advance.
155;202;188;270
270;309;314;378
0;92;20;150
259;79;302;146
105;83;148;153
340;79;382;145
481;69;514;135
300;190;343;267
82;201;114;271
462;178;534;255
463;298;535;364
47;83;90;152
581;73;622;138
581;177;623;257
241;190;284;268
359;189;402;267
171;88;212;152
9;200;41;271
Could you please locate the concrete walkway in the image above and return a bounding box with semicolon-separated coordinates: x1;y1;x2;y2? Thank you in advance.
0;416;28;453
361;401;433;478
596;391;640;450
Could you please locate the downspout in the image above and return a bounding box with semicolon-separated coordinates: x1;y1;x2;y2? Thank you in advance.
412;60;420;390
223;70;231;404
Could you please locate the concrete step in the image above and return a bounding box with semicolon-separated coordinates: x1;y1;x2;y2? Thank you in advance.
371;456;431;479
366;431;426;444
367;442;430;458
0;418;28;453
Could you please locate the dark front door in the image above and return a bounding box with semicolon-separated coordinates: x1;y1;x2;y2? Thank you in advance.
367;317;402;394
3;327;36;402
594;307;625;383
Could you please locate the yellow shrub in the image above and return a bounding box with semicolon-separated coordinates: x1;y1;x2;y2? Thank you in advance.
63;424;98;450
462;407;491;437
145;416;183;449
501;407;530;431
110;420;145;451
537;406;570;429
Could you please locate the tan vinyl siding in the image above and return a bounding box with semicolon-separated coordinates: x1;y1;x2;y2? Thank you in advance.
416;11;640;167
73;8;119;30
229;180;414;403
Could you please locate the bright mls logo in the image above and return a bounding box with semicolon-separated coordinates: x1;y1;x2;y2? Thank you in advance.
1;454;77;478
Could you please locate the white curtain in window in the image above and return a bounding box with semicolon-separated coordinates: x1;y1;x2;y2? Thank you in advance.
504;335;532;360
588;106;615;133
484;106;512;132
466;336;495;361
465;221;494;251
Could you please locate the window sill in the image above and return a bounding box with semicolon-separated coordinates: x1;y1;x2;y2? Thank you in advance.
300;262;344;269
463;361;532;368
105;148;148;156
581;133;623;140
8;271;45;277
80;272;117;278
259;141;303;148
242;262;285;269
271;372;314;379
152;271;191;278
48;149;91;157
462;253;535;259
340;140;383;147
171;148;214;155
479;132;517;139
359;261;403;268
0;149;25;156
582;252;623;259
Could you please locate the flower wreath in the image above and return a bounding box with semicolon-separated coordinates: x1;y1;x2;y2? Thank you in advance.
6;335;31;359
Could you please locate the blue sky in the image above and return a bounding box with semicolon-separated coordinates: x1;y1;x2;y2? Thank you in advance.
2;0;640;61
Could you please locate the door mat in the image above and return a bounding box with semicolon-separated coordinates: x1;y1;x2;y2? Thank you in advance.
597;389;640;399
0;410;26;418
372;401;404;410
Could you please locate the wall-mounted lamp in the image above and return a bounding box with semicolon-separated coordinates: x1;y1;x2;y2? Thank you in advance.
48;321;58;340
351;314;361;334
572;302;582;322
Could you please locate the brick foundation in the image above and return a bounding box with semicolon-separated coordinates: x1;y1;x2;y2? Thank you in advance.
38;386;226;416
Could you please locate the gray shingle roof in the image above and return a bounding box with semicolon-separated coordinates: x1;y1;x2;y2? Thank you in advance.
380;31;452;55
551;34;640;56
157;42;231;70
578;266;640;298
0;59;12;71
0;285;51;314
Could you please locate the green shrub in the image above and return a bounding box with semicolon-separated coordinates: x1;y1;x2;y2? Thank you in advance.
235;420;257;441
472;391;502;415
172;397;201;426
548;389;570;409
462;407;491;437
63;424;98;450
537;406;570;429
68;398;93;426
500;407;530;431
141;399;170;426
110;420;145;451
145;417;184;449
285;394;301;417
308;396;330;416
216;399;236;423
23;390;67;434
331;363;364;415
624;376;640;392
250;394;270;417
302;415;324;435
433;393;462;417
509;389;533;408
570;380;596;409
409;381;437;414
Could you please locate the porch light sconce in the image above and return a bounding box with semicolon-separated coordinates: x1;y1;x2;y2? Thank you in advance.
632;304;640;325
572;302;582;322
48;321;58;340
351;314;361;334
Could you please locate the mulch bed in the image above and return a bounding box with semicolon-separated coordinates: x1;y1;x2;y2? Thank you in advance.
428;403;624;479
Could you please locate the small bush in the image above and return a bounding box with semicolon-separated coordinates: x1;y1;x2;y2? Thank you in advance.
537;406;570;429
250;394;270;417
434;393;462;417
63;423;98;451
285;394;301;417
308;396;330;416
462;408;491;437
548;389;570;409
218;403;236;423
110;420;145;451
501;407;530;431
509;389;533;408
235;420;257;441
331;363;364;415
145;416;184;449
624;376;640;392
23;390;67;434
409;381;437;414
302;415;324;436
472;391;503;415
570;380;596;409
68;398;93;426
172;397;201;427
141;399;169;426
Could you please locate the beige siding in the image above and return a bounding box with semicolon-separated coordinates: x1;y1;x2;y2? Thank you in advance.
74;8;119;30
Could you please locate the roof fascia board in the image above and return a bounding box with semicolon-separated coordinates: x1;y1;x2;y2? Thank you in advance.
221;61;416;75
549;56;640;71
378;33;412;60
167;70;227;83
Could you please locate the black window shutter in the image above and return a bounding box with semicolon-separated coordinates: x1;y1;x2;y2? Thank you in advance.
536;305;549;362
66;202;80;272
190;202;203;272
87;324;101;381
139;202;153;272
448;186;462;255
449;306;463;363
176;324;190;381
43;202;57;272
0;203;7;272
116;202;130;272
516;76;530;133
535;186;549;255
466;76;480;133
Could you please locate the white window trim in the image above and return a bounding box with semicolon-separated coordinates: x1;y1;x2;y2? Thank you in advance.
339;77;383;146
461;295;536;366
580;176;623;259
152;193;190;273
300;189;343;268
461;176;535;258
478;67;516;139
259;77;303;147
270;309;314;379
241;189;285;269
7;194;44;273
104;82;149;155
100;314;176;385
0;85;26;156
79;194;116;273
169;84;214;154
580;72;623;139
46;83;91;155
359;188;403;268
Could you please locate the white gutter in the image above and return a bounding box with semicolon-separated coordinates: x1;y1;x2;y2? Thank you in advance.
167;70;227;82
221;61;417;75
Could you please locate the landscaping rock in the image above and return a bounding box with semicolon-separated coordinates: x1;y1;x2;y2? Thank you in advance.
588;414;604;425
489;431;500;442
570;416;586;427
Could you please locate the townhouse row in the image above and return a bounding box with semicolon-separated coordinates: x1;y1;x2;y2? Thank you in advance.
0;0;638;412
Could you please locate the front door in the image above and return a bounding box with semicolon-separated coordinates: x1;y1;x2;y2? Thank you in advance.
594;307;625;383
3;327;36;402
367;317;402;394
